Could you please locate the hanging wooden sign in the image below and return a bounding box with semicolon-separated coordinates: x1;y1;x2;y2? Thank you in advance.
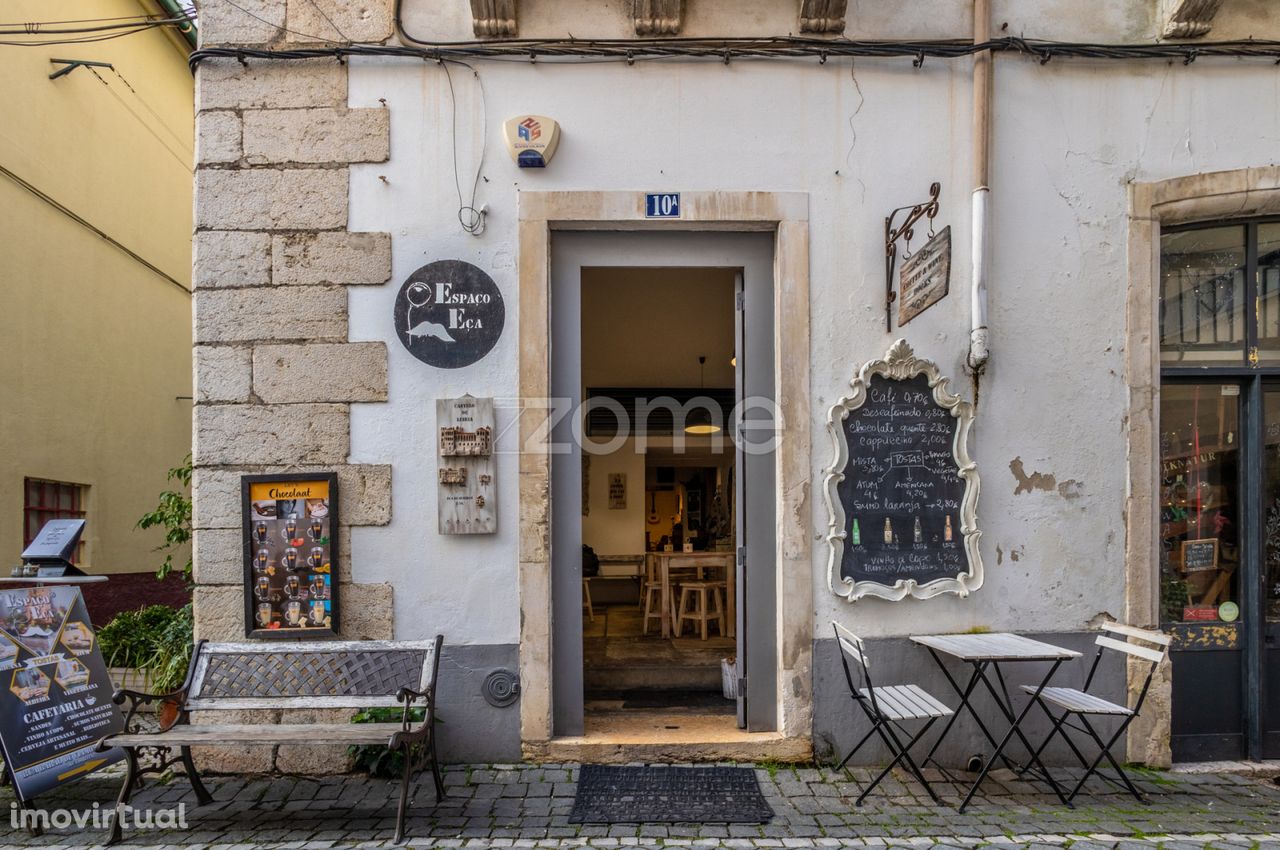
241;473;339;638
822;339;982;601
438;395;497;534
898;226;951;326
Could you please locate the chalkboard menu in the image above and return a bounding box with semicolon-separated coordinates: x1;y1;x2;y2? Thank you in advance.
823;340;982;601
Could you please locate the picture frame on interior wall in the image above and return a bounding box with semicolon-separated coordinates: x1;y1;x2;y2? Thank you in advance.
822;339;982;602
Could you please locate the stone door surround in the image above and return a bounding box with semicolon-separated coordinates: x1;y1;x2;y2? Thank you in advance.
516;191;813;753
1125;166;1280;765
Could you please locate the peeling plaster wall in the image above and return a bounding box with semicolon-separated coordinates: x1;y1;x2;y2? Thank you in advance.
347;48;1280;654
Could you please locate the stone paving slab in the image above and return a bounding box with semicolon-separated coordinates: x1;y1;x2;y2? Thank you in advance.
3;763;1279;849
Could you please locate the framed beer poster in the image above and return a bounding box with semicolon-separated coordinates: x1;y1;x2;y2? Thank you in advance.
241;473;339;639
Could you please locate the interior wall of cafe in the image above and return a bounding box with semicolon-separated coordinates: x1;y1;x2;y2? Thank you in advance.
193;0;1280;762
578;267;736;558
582;440;646;557
0;0;193;609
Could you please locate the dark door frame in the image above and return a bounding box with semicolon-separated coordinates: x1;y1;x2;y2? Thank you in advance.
1160;216;1280;761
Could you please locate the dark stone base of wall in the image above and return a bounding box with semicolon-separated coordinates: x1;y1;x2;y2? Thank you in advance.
435;643;522;763
812;632;1124;768
81;571;190;624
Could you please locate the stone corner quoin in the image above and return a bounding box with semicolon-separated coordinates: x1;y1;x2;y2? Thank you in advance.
191;1;395;652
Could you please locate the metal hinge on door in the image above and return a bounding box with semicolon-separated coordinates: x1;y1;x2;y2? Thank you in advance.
737;546;746;568
735;291;745;311
738;676;747;695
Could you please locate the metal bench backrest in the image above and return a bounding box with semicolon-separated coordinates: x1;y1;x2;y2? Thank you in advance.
185;637;441;711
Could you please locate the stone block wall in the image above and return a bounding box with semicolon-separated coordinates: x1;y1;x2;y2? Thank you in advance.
190;0;397;773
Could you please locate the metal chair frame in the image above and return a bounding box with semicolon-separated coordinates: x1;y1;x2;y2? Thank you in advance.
832;621;951;805
1020;622;1170;804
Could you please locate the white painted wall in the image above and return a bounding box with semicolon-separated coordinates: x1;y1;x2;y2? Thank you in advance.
581;440;646;556
346;13;1280;645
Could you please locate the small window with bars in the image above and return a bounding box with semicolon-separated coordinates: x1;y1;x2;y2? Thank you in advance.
23;479;87;562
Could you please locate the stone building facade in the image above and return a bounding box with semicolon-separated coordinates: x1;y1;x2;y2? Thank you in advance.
191;0;1280;767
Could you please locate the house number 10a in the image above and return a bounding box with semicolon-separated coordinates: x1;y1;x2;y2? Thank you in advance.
645;193;681;218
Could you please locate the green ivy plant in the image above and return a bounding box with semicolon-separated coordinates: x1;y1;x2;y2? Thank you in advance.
136;454;193;583
348;706;430;778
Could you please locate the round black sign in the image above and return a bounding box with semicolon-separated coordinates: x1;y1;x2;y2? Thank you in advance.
393;260;505;369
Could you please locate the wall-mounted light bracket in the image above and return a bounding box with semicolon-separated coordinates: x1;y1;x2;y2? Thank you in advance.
49;58;115;80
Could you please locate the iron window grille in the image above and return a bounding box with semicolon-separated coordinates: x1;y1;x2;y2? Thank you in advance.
23;478;86;562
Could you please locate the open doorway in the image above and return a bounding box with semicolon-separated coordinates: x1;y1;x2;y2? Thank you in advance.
549;230;776;744
579;267;738;738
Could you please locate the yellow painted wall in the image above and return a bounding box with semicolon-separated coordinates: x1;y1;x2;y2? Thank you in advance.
0;1;193;574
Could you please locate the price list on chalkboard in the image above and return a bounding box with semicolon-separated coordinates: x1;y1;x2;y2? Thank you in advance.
836;373;964;586
823;340;982;601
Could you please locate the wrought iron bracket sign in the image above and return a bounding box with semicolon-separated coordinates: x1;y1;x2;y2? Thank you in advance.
883;182;941;333
823;339;982;601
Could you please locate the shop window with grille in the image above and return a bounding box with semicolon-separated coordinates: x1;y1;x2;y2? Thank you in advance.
23;479;87;561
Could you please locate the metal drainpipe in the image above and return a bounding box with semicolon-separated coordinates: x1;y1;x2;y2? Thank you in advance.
155;0;197;48
968;0;992;373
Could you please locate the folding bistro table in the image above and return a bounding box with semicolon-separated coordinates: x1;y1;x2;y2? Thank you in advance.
909;632;1082;811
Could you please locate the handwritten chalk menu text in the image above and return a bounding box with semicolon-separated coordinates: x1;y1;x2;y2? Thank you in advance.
838;372;962;584
823;340;982;601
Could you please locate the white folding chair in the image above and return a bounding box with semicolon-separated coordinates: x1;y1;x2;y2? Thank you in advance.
1020;622;1170;803
832;621;953;805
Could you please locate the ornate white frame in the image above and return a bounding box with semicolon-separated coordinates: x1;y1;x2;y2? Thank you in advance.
822;339;982;601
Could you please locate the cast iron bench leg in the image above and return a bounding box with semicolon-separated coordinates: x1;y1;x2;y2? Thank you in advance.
428;732;445;800
106;747;140;846
180;746;214;806
394;742;414;845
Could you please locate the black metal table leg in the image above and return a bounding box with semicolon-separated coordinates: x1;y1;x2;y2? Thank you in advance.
920;653;1003;767
960;659;1070;810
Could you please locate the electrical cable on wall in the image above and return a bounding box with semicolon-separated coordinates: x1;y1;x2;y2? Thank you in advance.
0;162;190;294
188;38;1280;70
440;58;488;235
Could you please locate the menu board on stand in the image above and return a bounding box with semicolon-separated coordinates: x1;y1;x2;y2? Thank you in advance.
241;473;339;638
0;585;123;802
822;339;982;601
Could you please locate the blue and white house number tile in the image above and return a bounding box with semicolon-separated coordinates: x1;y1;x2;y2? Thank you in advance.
645;193;681;219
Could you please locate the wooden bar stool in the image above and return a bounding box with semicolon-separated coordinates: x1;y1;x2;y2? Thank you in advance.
582;577;594;623
675;580;727;640
641;554;664;635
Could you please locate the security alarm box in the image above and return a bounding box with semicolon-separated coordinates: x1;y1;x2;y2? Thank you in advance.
503;115;561;168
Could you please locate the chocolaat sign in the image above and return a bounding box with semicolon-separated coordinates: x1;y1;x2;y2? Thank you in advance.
823;339;982;601
394;260;505;369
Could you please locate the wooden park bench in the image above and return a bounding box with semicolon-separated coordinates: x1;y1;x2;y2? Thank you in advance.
100;636;444;845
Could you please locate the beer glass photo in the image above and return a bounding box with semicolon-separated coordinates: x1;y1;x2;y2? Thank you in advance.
255;520;268;542
285;601;302;626
256;602;273;627
307;547;324;569
309;600;326;625
310;577;327;599
285;575;301;598
254;548;271;571
284;517;298;539
309;518;323;539
282;547;298;570
255;577;270;600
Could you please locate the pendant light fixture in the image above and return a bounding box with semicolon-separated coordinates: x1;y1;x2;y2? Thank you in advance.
685;355;722;434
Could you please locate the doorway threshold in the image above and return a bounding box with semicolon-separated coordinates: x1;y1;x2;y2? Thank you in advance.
525;708;812;763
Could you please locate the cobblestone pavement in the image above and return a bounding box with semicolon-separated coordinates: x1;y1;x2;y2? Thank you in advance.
4;763;1280;850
